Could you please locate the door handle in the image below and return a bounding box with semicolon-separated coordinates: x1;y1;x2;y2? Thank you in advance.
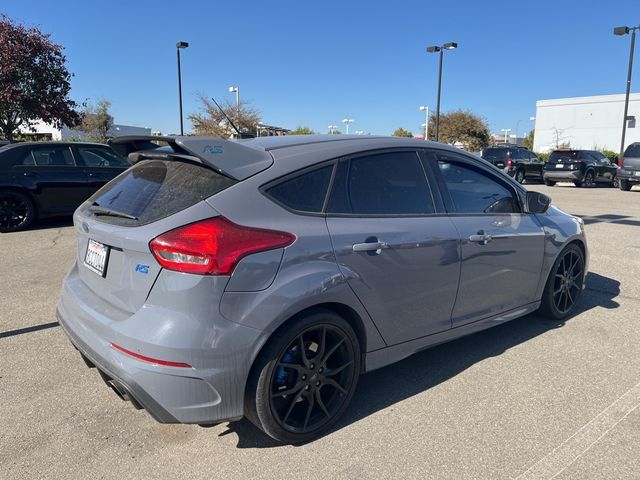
352;241;389;254
23;172;37;177
469;231;492;245
88;172;102;177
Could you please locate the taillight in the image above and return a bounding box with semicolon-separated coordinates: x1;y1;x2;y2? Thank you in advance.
506;156;513;167
149;217;295;275
619;158;623;167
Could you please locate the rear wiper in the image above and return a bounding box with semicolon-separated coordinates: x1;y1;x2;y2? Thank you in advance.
89;202;138;220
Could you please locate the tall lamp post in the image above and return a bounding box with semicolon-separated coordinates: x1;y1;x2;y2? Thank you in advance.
419;105;429;140
501;128;512;143
228;86;240;127
328;125;337;135
614;25;639;161
426;42;458;142
176;41;189;135
342;118;354;134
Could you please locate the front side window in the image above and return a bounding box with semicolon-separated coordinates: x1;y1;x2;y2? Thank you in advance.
436;155;520;214
327;151;435;215
76;147;129;168
22;147;75;166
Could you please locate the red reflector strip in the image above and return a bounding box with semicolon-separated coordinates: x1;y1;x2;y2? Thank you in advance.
111;343;192;368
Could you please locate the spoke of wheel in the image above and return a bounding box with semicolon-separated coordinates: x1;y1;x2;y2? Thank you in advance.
554;284;563;295
298;334;309;366
315;389;331;418
277;362;305;373
272;382;304;398
321;338;345;366
303;393;315;430
566;286;574;304
563;289;569;312
282;391;303;424
555;290;564;310
325;359;353;377
316;327;326;361
324;377;347;395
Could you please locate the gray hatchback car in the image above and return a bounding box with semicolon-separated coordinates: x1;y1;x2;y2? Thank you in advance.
57;135;588;443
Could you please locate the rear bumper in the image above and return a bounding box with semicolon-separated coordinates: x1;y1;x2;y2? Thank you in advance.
543;170;583;182
617;170;640;183
57;263;265;425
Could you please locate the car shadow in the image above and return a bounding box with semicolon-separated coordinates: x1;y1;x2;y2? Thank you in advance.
217;272;619;448
25;216;74;231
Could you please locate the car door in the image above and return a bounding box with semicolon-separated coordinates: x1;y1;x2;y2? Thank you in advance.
325;150;460;345
528;152;544;179
427;149;545;327
73;145;130;195
13;145;88;215
591;152;615;182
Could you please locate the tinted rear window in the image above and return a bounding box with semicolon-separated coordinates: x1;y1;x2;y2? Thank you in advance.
85;160;236;226
265;165;333;213
624;144;640;158
482;149;508;161
549;151;579;163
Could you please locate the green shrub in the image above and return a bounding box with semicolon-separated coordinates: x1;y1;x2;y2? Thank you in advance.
535;151;550;162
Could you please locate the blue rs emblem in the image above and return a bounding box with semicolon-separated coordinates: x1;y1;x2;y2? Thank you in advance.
135;264;149;274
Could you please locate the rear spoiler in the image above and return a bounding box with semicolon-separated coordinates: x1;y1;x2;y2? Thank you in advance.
108;135;273;180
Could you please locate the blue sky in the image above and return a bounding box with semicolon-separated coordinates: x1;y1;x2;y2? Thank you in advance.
3;1;639;136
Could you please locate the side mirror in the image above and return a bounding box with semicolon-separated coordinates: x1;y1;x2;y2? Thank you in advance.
525;191;551;214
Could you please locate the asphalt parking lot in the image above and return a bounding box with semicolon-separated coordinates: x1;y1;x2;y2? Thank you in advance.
1;183;639;479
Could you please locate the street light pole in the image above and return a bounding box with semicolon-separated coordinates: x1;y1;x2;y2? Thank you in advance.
614;25;638;161
427;42;457;142
176;41;189;135
419;105;429;140
229;86;240;128
342;118;354;134
501;128;511;143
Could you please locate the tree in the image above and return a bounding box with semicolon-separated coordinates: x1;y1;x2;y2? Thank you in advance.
428;110;491;151
522;129;534;150
290;126;315;135
0;15;79;141
188;95;261;137
392;127;414;138
79;100;113;143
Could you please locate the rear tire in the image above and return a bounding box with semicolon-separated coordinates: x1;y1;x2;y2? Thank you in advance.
245;309;361;444
538;244;585;320
544;180;556;187
0;191;35;232
612;177;619;188
581;170;595;188
619;179;632;191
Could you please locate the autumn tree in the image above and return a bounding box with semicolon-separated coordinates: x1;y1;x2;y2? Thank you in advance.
428;110;491;151
290;126;315;135
522;129;534;150
0;15;79;141
79;100;113;143
188;95;261;137
392;127;414;138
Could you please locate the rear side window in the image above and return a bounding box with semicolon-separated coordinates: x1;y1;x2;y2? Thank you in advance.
265;165;333;213
624;144;640;157
22;146;75;166
85;160;236;226
76;146;130;168
482;148;508;161
327;151;435;215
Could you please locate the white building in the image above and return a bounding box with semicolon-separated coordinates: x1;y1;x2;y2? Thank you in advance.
533;93;640;153
19;120;151;141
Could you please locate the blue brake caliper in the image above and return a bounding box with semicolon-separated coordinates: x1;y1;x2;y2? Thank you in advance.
275;346;298;386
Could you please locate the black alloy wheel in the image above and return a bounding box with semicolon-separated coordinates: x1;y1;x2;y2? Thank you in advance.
619;179;632;191
0;192;35;232
612;176;619;189
246;310;360;443
539;244;585;319
581;170;595;188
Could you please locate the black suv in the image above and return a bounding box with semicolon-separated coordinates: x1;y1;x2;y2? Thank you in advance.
0;142;130;232
543;150;617;188
617;143;640;191
481;145;543;183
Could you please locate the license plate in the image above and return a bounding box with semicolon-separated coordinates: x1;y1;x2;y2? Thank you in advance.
84;239;110;277
555;164;564;169
634;171;640;177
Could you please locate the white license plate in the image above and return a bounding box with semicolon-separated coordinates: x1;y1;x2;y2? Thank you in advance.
634;171;640;176
84;239;110;277
555;164;564;169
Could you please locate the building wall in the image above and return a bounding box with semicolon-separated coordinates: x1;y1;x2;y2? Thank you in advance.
533;93;640;153
19;121;151;140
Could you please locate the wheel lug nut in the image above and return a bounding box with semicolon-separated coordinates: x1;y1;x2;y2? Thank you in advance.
318;368;323;373
310;364;315;370
305;385;310;390
301;375;307;380
315;381;321;387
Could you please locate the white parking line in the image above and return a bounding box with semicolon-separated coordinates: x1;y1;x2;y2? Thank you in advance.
515;381;640;480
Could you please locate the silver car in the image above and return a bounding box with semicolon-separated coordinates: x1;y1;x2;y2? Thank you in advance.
57;135;588;443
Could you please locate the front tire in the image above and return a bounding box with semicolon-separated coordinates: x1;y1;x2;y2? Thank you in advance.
245;309;361;443
619;179;632;191
0;191;35;232
538;244;585;320
581;170;595;188
544;180;556;187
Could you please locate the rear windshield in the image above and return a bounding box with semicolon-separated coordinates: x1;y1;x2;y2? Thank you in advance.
624;144;640;158
482;148;508;161
549;151;579;163
84;159;236;226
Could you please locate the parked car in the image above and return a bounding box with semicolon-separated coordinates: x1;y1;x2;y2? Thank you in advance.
0;142;130;232
57;135;588;443
481;145;544;183
617;142;640;191
542;149;618;187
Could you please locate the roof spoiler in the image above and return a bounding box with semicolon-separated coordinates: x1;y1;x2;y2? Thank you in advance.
108;135;272;180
